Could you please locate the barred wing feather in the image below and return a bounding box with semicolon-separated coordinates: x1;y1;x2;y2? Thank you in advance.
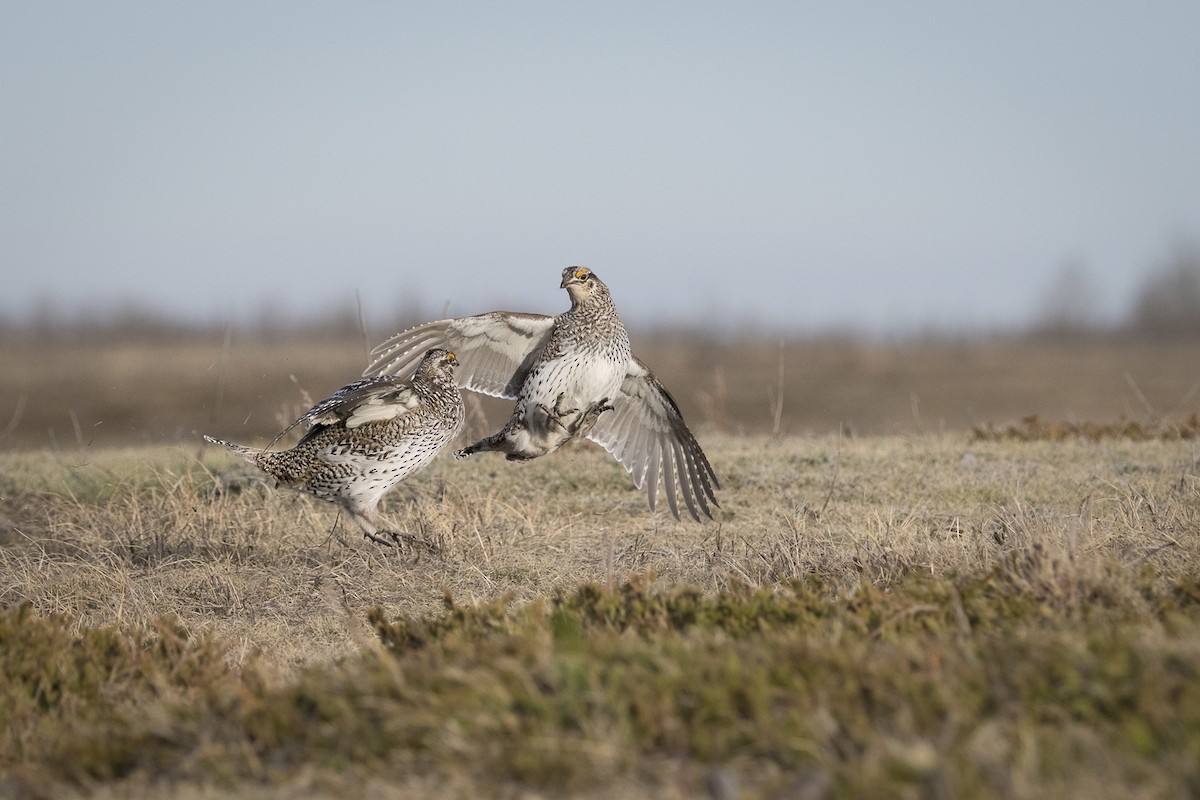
268;377;420;448
586;357;720;521
365;312;555;399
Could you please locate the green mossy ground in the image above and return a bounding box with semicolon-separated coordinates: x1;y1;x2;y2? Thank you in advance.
4;564;1199;799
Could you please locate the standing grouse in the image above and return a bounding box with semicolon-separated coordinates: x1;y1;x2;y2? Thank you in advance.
205;348;464;546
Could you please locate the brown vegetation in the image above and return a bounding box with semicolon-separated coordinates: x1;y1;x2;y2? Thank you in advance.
2;330;1198;452
2;431;1199;797
973;413;1200;443
2;330;1199;797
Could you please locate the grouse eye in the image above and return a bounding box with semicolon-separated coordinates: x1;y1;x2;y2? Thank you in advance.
575;268;591;281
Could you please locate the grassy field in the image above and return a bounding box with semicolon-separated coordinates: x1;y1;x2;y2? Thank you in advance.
1;332;1199;798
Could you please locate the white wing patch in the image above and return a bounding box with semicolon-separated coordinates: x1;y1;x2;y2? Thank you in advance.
271;377;424;449
343;387;420;428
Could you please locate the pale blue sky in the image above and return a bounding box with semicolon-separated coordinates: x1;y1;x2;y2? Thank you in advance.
3;2;1198;332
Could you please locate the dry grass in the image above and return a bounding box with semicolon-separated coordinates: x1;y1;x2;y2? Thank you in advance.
2;331;1200;797
3;434;1197;671
2;436;1199;797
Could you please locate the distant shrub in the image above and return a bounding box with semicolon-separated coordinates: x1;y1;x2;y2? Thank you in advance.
1032;258;1104;337
1127;246;1200;336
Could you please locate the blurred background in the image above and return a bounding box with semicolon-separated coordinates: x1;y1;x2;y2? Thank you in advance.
2;3;1198;450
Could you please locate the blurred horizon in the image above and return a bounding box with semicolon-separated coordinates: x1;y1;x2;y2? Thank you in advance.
4;322;1197;454
4;241;1199;341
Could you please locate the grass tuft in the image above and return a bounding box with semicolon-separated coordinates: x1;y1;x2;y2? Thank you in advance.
973;413;1200;442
